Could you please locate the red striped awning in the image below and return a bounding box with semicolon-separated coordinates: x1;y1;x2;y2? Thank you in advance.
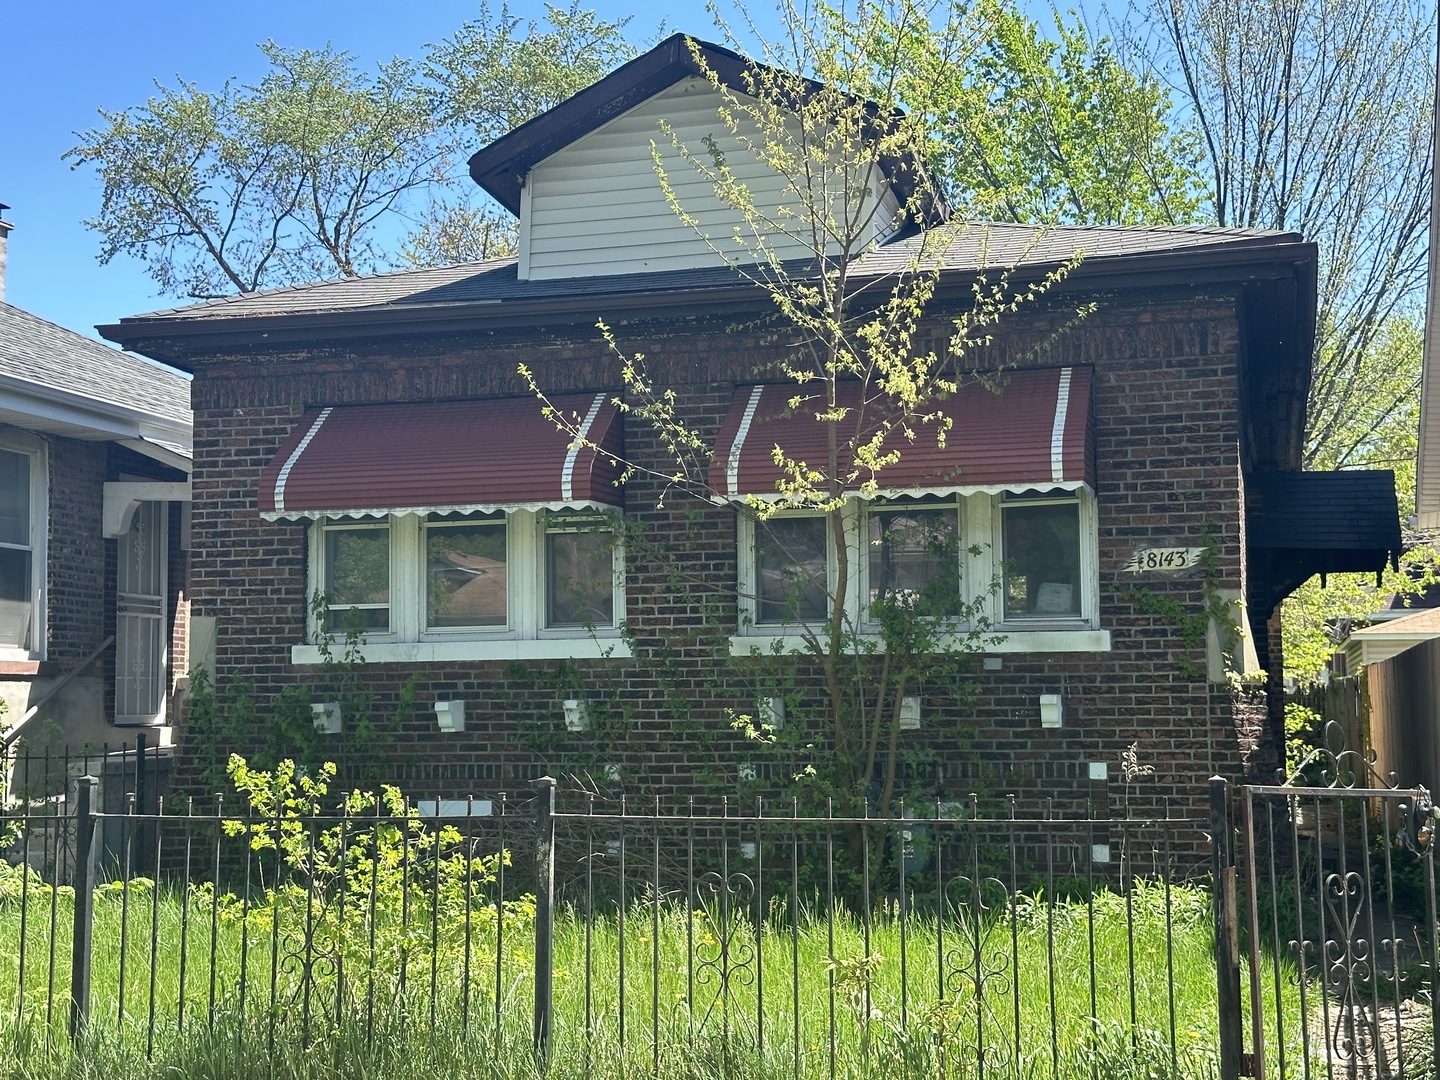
258;393;623;519
708;367;1094;499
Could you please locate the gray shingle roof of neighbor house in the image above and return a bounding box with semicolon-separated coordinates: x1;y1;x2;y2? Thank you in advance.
0;301;192;435
1351;606;1440;640
100;221;1308;331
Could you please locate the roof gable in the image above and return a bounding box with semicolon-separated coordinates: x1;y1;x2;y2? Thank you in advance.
516;76;903;280
469;32;933;281
468;33;931;223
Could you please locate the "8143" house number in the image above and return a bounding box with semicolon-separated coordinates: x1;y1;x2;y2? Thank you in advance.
1122;547;1203;572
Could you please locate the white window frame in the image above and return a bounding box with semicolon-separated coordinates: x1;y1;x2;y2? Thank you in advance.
423;512;510;636
993;489;1099;631
295;509;628;664
540;512;624;635
859;496;974;630
0;430;46;662
736;507;850;632
732;490;1108;655
317;517;394;637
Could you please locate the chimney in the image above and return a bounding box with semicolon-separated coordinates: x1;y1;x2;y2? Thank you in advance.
0;203;11;301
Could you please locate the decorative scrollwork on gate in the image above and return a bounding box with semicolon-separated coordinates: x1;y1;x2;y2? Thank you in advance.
938;875;1016;1074
691;870;757;1036
1286;720;1391;790
1269;719;1439;1075
1318;870;1380;1067
1284;719;1440;855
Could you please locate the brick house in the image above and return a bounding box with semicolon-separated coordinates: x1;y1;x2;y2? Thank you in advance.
0;212;192;756
100;36;1400;817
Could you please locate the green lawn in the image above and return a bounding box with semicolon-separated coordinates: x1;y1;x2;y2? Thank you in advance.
0;877;1302;1079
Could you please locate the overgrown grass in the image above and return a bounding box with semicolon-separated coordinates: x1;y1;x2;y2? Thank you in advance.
0;879;1294;1079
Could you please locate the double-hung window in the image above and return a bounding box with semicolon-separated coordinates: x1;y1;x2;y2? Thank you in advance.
309;509;623;659
751;514;830;625
0;431;45;659
999;490;1085;621
545;513;619;628
714;368;1105;653
866;498;963;618
264;393;628;663
426;514;507;630
321;520;391;632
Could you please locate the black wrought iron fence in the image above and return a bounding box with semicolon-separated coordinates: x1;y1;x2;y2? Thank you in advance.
1212;745;1440;1080
0;767;1227;1079
534;783;1213;1080
1;764;1437;1079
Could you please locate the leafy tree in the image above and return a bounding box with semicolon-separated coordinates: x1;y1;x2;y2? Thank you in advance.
1309;317;1424;497
398;200;522;266
66;5;640;294
67;43;445;298
893;0;1205;225
404;2;642;266
1280;317;1436;680
1140;0;1433;473
1136;0;1434;681
426;1;639;144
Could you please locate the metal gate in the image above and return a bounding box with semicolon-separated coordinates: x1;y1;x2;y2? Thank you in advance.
1215;737;1440;1079
114;499;167;724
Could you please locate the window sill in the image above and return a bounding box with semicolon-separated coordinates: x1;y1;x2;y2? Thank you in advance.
0;659;50;676
291;637;632;665
729;629;1111;656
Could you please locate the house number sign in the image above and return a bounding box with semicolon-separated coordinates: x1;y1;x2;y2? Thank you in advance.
1122;547;1204;572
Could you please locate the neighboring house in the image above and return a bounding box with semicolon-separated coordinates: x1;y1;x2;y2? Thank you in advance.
0;212;193;755
1342;608;1440;791
99;35;1400;819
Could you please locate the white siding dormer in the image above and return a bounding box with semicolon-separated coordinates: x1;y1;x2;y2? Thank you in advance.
520;78;898;281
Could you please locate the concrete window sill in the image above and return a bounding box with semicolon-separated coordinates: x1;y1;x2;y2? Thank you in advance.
729;629;1112;657
291;637;632;665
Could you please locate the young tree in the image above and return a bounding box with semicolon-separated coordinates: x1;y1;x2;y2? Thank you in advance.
531;3;1081;820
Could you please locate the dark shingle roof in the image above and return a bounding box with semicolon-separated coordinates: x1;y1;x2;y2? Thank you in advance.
113;222;1300;328
1247;470;1403;556
0;302;191;427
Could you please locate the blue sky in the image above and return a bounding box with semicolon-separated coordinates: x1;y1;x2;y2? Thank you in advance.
3;1;1103;346
0;0;691;343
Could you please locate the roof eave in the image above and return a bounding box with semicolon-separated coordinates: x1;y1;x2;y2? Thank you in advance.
100;236;1319;368
0;373;192;445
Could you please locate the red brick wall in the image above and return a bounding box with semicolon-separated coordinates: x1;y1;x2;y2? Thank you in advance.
175;288;1258;825
44;437;107;667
